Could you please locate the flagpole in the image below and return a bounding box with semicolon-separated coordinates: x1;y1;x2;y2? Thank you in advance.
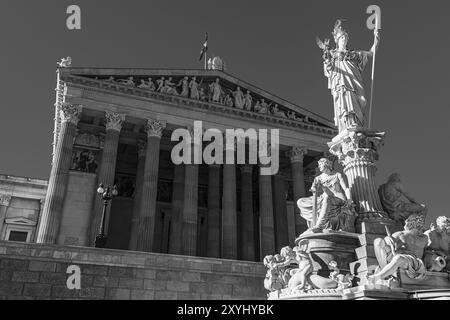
204;52;207;70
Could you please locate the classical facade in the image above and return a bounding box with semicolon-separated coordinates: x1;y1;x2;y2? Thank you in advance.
0;175;47;243
31;64;337;262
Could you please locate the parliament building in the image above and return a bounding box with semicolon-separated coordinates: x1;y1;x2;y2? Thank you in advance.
1;63;336;262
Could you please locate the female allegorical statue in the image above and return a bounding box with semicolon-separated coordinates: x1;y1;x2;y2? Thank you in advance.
297;158;357;233
319;20;380;132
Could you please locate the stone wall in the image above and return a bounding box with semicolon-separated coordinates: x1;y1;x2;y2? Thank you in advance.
0;241;267;300
58;171;97;246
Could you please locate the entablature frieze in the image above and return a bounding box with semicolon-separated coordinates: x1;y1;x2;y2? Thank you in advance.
60;74;337;140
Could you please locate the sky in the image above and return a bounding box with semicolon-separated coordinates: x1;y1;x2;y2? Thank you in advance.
0;0;448;225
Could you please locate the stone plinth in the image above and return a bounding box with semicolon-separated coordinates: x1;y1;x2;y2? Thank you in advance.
328;128;387;220
350;218;403;285
0;241;266;300
295;232;360;276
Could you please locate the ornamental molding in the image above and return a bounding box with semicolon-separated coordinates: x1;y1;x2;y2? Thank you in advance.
105;111;126;132
60;104;82;125
287;146;308;163
0;194;12;206
61;75;337;139
329;130;385;167
74;132;102;149
146;119;166;138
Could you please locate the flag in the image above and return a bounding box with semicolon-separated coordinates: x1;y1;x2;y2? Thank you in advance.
198;33;208;61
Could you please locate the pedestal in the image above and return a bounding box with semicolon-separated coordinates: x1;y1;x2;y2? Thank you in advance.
328;128;387;221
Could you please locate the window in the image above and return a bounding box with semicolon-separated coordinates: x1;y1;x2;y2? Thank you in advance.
8;231;29;242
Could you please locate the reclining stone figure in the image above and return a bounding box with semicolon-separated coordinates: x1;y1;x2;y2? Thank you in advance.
378;173;427;224
424;216;449;272
368;214;428;285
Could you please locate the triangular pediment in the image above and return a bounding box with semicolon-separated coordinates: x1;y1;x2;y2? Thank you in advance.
59;67;335;133
5;217;36;226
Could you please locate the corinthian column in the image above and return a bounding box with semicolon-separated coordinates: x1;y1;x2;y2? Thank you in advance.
136;119;166;252
273;172;289;251
181;127;200;256
37;104;82;244
259;165;275;258
329;129;387;220
128;140;146;250
0;195;12;238
288;146;308;235
207;164;221;258
168;164;185;255
89;111;125;244
240;165;255;261
222;147;237;260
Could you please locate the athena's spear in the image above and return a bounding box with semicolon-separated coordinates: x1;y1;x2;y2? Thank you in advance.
366;6;381;129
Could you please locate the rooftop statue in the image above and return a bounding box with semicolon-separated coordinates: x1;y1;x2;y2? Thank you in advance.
378;173;427;224
189;77;200;100
271;104;287;118
156;77;165;92
138;77;155;91
209;78;223;103
178;76;189;97
297;158;357;233
117;76;135;86
424;216;450;272
368;214;428;284
318;19;380;133
57;56;72;68
243;91;253;111
233;86;244;109
162;77;178;95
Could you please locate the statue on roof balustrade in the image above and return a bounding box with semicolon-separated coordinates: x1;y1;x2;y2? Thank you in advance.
244;90;253;111
209;78;223;103
233;86;245;109
178;76;189;97
189;77;200;100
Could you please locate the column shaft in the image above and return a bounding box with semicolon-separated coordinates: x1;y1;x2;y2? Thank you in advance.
168;164;185;254
222;163;237;259
273;174;289;251
207;165;221;258
259;167;275;258
290;146;308;236
37;105;81;244
0;196;12;238
128;141;146;250
136;127;164;252
181;163;199;256
90;112;124;244
240;166;255;261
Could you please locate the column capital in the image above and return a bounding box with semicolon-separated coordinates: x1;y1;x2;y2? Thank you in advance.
137;139;147;157
287;146;308;163
105;111;126;132
187;126;204;144
0;194;12;206
146;119;166;138
60;104;82;125
328;130;385;167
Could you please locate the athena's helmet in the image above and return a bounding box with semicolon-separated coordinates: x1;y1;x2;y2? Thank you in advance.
332;19;349;44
